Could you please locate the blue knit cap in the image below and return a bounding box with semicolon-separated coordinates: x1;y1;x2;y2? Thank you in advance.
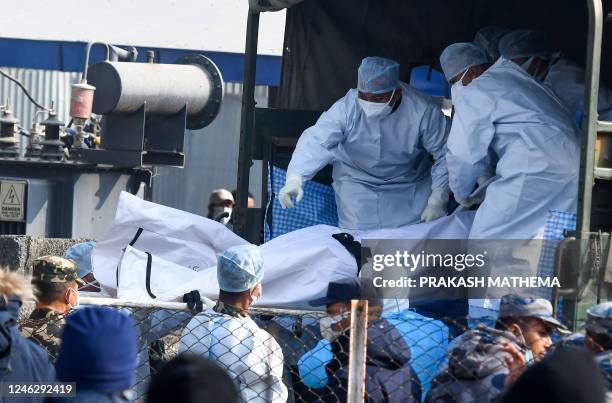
56;307;137;392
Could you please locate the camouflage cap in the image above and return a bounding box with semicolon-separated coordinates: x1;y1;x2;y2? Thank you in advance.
32;256;83;284
586;302;612;336
499;294;569;333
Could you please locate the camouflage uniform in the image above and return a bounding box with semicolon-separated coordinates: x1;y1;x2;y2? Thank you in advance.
585;302;612;391
20;308;66;360
426;295;568;403
549;332;585;352
214;300;248;318
426;325;520;403
20;256;81;361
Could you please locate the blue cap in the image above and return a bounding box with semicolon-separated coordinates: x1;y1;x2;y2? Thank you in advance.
498;30;553;60
64;241;96;278
473;26;511;61
217;245;264;292
56;307;137;393
499;294;568;332
357;57;400;94
439;42;489;82
585;302;612;336
308;277;382;307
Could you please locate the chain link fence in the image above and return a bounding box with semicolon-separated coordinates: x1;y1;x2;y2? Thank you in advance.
17;297;581;403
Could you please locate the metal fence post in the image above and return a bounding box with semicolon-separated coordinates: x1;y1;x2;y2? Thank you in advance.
347;299;368;403
235;10;260;238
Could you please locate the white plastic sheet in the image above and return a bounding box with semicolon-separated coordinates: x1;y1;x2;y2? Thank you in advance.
92;191;247;291
117;246;217;301
93;192;474;309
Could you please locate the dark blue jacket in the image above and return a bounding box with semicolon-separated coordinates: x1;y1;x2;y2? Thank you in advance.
1;298;55;403
324;318;421;403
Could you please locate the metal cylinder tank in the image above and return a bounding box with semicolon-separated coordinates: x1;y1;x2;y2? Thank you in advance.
87;54;223;129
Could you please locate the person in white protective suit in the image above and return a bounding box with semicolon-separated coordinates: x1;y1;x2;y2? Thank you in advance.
179;244;288;403
440;40;580;240
278;56;450;230
498;29;612;122
440;43;493;205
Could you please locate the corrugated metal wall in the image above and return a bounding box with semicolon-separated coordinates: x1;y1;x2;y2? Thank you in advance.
0;68;268;216
152;83;268;213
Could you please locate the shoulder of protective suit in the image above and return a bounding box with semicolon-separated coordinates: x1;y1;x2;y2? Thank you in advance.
399;82;431;101
399;82;443;116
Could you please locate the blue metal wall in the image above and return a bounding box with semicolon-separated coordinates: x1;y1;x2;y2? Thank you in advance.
0;38;282;86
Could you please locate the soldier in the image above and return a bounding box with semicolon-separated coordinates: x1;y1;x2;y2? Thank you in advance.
425;294;568;402
584;302;612;392
20;256;82;361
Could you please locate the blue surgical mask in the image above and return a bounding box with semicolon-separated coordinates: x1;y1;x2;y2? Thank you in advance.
516;327;534;363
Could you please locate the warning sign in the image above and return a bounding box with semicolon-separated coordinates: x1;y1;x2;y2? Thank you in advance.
0;181;26;222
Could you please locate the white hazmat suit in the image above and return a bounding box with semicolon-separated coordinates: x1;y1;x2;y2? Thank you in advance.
447;57;580;239
284;81;449;230
545;57;612;121
180;311;287;403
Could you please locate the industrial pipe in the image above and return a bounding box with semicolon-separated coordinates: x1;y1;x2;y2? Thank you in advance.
87;54;224;129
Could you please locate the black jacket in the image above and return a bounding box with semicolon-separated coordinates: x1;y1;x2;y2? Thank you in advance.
1;298;55;403
324;318;421;403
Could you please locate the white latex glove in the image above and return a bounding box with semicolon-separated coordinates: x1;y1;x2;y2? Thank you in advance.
278;175;304;209
420;188;449;222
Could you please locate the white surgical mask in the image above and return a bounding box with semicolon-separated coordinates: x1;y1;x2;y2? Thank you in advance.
319;312;350;342
67;288;80;310
358;88;396;120
212;206;232;225
520;56;549;82
250;284;262;306
450;68;469;105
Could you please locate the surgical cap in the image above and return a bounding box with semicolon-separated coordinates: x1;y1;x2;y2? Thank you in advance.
498;30;554;60
64;241;96;278
357;57;400;94
474;26;511;61
217;244;264;292
439;42;489;82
